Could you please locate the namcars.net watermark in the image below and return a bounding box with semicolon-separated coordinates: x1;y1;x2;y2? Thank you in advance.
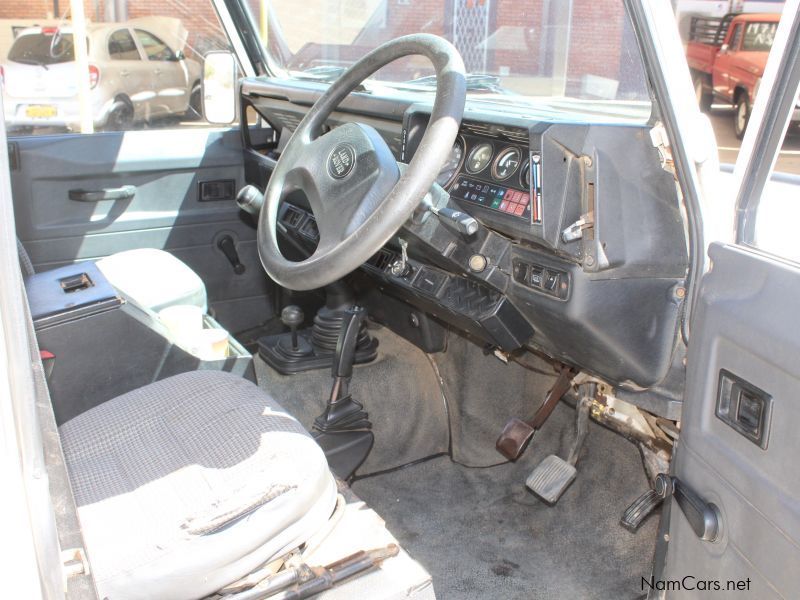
643;576;752;593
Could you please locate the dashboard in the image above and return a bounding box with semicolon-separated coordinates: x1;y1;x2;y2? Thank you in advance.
241;77;690;412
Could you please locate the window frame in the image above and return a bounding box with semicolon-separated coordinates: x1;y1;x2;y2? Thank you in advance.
729;23;744;52
733;7;800;250
134;28;177;62
107;28;142;61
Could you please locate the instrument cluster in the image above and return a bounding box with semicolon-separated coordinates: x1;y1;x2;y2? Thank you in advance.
438;135;539;223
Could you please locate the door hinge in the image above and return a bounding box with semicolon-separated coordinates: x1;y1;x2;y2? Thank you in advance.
8;142;19;170
649;124;674;173
61;547;90;579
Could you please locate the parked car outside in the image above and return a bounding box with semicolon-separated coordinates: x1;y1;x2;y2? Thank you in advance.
1;17;202;132
687;12;800;138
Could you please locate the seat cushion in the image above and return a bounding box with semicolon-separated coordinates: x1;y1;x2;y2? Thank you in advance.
96;248;207;313
59;371;336;600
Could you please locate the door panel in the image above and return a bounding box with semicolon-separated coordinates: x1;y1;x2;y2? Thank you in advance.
663;242;800;597
10;128;276;333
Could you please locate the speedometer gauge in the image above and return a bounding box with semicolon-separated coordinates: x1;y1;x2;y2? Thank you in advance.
466;143;493;174
436;137;465;187
492;147;521;181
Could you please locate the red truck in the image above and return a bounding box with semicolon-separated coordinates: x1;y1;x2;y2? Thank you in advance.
687;12;793;139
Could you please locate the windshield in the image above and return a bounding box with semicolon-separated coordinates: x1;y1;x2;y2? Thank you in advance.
8;32;83;66
743;22;778;52
259;0;651;119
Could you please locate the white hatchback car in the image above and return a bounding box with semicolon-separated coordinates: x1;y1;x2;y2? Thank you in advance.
1;18;202;131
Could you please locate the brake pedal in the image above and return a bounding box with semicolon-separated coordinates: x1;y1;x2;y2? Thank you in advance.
526;387;592;504
526;455;577;504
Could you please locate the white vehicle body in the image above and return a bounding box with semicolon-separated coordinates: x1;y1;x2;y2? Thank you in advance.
1;19;201;131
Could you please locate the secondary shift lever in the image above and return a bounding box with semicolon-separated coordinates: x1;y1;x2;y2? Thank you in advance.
314;306;371;431
312;305;374;479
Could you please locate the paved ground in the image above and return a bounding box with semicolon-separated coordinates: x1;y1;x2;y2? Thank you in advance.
708;104;800;174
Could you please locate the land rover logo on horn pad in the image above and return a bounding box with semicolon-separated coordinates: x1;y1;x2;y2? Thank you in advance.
328;144;356;179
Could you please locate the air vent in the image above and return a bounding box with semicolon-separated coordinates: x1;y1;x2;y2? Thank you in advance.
282;206;305;228
461;121;528;144
270;109;302;132
370;248;396;272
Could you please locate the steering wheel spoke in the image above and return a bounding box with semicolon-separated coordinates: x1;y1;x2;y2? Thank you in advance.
257;34;466;291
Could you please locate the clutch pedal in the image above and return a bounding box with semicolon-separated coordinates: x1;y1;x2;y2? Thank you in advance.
495;365;577;460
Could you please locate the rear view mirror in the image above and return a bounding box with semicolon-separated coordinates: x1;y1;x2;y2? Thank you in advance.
203;51;237;125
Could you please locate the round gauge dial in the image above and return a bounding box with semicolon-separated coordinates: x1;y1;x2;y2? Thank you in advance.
466;143;493;174
492;147;522;181
520;159;531;189
436;137;465;187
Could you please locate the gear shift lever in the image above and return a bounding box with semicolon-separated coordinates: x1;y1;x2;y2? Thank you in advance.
278;305;312;357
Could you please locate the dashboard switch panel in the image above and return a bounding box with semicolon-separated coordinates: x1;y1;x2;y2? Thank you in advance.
513;259;568;300
450;176;532;222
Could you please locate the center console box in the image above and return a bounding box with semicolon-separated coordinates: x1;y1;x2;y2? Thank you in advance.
25;261;254;425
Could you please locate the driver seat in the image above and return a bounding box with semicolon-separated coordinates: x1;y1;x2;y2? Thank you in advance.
59;370;336;600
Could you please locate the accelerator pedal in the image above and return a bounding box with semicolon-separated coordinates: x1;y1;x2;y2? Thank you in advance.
526;455;577;504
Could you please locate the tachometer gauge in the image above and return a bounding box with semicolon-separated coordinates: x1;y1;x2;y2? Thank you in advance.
436;137;465;187
466;143;493;174
492;147;521;181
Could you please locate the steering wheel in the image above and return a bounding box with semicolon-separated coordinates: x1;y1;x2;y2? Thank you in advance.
257;34;466;291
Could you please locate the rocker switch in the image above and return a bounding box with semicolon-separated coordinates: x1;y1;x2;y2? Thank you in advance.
716;370;772;449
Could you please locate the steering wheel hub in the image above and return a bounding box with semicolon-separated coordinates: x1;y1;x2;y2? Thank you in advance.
328;144;357;179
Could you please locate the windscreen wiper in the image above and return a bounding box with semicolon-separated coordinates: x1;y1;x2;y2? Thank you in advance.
291;65;347;83
290;65;368;92
11;58;49;70
397;72;514;94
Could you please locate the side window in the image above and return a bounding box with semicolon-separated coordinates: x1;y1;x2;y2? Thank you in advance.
1;2;237;135
108;30;140;61
134;30;176;62
729;24;743;51
749;77;800;263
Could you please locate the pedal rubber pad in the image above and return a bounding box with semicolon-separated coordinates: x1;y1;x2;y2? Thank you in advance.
526;455;577;504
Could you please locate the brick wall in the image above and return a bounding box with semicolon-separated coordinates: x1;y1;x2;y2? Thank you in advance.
1;0;635;97
0;0;100;20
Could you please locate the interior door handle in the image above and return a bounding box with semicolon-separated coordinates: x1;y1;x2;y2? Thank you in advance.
69;185;136;202
668;475;720;542
621;474;721;541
